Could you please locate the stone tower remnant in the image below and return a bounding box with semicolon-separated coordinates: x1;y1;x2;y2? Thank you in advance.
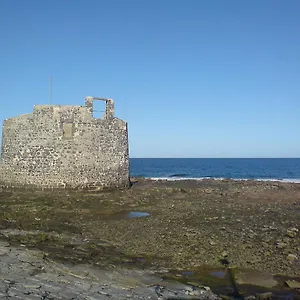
0;96;129;189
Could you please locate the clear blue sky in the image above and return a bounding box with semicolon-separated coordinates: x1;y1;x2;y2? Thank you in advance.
1;0;300;158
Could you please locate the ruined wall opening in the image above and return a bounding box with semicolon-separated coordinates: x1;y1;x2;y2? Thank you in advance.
93;100;106;119
62;123;74;139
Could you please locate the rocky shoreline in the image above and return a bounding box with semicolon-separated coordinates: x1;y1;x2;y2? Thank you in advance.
0;240;220;299
0;179;300;299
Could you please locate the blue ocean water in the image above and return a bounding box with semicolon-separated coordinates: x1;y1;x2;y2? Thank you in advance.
130;158;300;182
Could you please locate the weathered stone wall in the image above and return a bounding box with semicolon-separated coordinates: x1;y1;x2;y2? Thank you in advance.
0;97;129;189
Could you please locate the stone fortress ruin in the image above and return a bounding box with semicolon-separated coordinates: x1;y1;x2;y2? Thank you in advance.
0;96;129;189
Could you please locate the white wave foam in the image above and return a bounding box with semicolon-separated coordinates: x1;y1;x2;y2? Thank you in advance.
276;178;300;183
149;177;219;181
147;177;300;183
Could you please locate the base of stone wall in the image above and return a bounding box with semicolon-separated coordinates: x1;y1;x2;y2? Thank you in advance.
0;165;130;191
0;183;130;192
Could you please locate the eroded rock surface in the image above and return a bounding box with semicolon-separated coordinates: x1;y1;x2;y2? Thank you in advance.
0;241;219;299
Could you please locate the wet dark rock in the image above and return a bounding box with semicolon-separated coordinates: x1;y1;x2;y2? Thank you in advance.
256;292;272;300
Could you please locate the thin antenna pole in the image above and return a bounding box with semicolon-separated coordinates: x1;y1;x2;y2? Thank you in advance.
50;76;52;105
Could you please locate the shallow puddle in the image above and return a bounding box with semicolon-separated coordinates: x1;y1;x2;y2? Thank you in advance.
182;271;194;276
103;211;151;220
210;270;226;279
127;211;150;218
163;267;300;300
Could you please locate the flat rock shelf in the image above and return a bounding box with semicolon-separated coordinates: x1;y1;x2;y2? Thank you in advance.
0;178;299;299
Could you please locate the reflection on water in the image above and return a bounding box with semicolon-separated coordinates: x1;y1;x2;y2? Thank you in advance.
103;211;151;220
210;270;226;279
128;211;150;218
182;271;194;276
